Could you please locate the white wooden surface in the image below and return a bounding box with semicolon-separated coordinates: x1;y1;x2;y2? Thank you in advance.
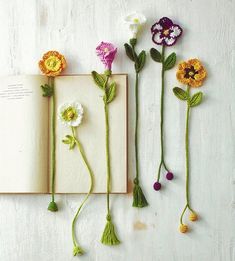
0;0;234;260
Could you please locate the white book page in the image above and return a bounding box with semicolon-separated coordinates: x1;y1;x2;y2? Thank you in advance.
54;75;127;193
0;75;49;193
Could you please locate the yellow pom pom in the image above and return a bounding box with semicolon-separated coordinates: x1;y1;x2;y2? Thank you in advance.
179;224;188;233
189;212;198;222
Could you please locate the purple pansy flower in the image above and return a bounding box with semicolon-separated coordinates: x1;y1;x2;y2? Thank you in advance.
96;42;117;70
151;17;182;46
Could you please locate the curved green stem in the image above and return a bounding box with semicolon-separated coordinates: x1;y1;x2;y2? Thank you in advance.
71;127;94;247
179;85;195;223
156;45;170;181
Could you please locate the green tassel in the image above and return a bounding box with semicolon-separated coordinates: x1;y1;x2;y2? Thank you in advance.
47;201;58;212
101;214;120;246
132;178;148;208
73;245;84;256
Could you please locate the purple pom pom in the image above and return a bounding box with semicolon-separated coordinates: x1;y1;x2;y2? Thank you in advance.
153;182;161;191
166;172;174;180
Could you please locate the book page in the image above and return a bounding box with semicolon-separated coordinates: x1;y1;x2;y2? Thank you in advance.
54;75;127;193
0;75;49;193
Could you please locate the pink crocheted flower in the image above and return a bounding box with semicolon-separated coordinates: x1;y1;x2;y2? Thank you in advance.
151;17;183;46
96;42;117;70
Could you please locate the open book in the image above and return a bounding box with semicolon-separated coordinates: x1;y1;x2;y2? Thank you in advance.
0;74;128;193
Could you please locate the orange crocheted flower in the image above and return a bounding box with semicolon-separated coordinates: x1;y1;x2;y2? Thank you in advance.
39;51;67;77
176;59;206;87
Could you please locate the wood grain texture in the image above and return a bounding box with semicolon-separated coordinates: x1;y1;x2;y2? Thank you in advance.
0;0;234;260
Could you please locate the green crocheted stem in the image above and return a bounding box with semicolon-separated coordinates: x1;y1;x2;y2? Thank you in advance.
129;40;148;207
48;76;57;212
101;74;120;245
71;127;94;255
101;214;120;245
179;86;195;224
156;46;170;182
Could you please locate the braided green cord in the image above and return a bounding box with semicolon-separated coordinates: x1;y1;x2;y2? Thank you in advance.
71;126;94;251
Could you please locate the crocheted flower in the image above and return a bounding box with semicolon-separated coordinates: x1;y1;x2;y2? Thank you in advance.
96;42;117;70
59;102;83;127
39;51;67;77
151;17;182;46
124;12;146;38
176;59;207;87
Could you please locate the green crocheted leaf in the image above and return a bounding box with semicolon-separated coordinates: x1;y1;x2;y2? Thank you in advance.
164;52;176;70
91;71;105;89
135;50;146;73
150;48;162;63
173;87;188;101
41;84;53;97
62;135;76;150
124;43;135;61
106;82;116;104
190;92;203;107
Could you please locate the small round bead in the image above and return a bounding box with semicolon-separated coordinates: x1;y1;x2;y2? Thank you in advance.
166;172;174;180
153;182;161;191
179;224;188;233
189;212;198;221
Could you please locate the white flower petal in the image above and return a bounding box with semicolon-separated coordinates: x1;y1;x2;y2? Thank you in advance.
152;32;163;44
151;23;163;31
164;37;176;46
170;26;182;38
124;12;146;25
124;12;146;38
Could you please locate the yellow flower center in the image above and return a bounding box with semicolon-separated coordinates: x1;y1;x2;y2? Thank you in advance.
133;18;139;23
62;107;77;122
104;47;109;53
163;29;170;36
189;71;195;76
45;56;61;71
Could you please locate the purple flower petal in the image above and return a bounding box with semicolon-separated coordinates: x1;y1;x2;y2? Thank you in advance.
96;42;117;70
159;17;173;29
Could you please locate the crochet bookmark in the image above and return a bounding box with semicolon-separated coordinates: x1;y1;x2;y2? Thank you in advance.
91;42;120;245
124;12;148;208
173;59;207;233
39;50;67;211
59;102;94;255
150;17;183;191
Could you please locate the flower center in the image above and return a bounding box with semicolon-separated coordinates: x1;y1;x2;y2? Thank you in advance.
62;107;78;122
163;29;170;36
45;56;61;71
184;66;198;79
133;18;139;23
104;47;109;53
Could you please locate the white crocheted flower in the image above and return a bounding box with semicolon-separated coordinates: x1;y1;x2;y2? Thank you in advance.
58;102;83;127
124;12;146;38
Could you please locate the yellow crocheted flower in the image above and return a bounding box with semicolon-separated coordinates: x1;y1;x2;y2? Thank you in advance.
39;51;67;77
179;224;188;233
176;59;206;87
189;212;198;221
